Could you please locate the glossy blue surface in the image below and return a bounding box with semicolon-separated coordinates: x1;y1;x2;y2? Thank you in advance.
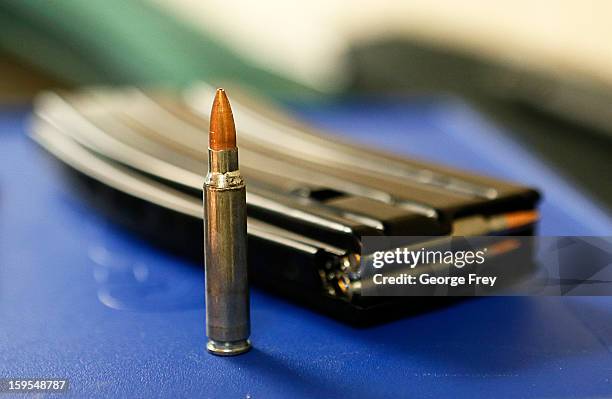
0;99;611;398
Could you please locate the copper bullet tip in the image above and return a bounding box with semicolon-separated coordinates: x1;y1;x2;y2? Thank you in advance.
209;88;237;150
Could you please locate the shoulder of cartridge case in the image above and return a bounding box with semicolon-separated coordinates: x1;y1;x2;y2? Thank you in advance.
204;171;245;190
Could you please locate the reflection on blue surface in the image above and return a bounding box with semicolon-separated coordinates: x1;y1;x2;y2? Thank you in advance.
0;100;611;398
89;238;203;313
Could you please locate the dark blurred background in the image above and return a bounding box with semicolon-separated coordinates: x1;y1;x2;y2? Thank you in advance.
1;0;610;208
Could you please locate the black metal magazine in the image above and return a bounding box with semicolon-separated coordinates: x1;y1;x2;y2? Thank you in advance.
30;85;540;323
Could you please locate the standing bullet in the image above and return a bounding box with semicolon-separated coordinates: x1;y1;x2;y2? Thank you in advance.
204;88;251;356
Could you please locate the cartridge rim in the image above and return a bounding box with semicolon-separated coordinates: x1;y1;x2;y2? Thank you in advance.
206;339;252;356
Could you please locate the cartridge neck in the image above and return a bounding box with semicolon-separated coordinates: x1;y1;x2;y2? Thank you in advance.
205;148;244;189
208;148;239;173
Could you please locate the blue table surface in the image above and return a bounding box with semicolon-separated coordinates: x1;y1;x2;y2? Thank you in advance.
0;97;611;398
